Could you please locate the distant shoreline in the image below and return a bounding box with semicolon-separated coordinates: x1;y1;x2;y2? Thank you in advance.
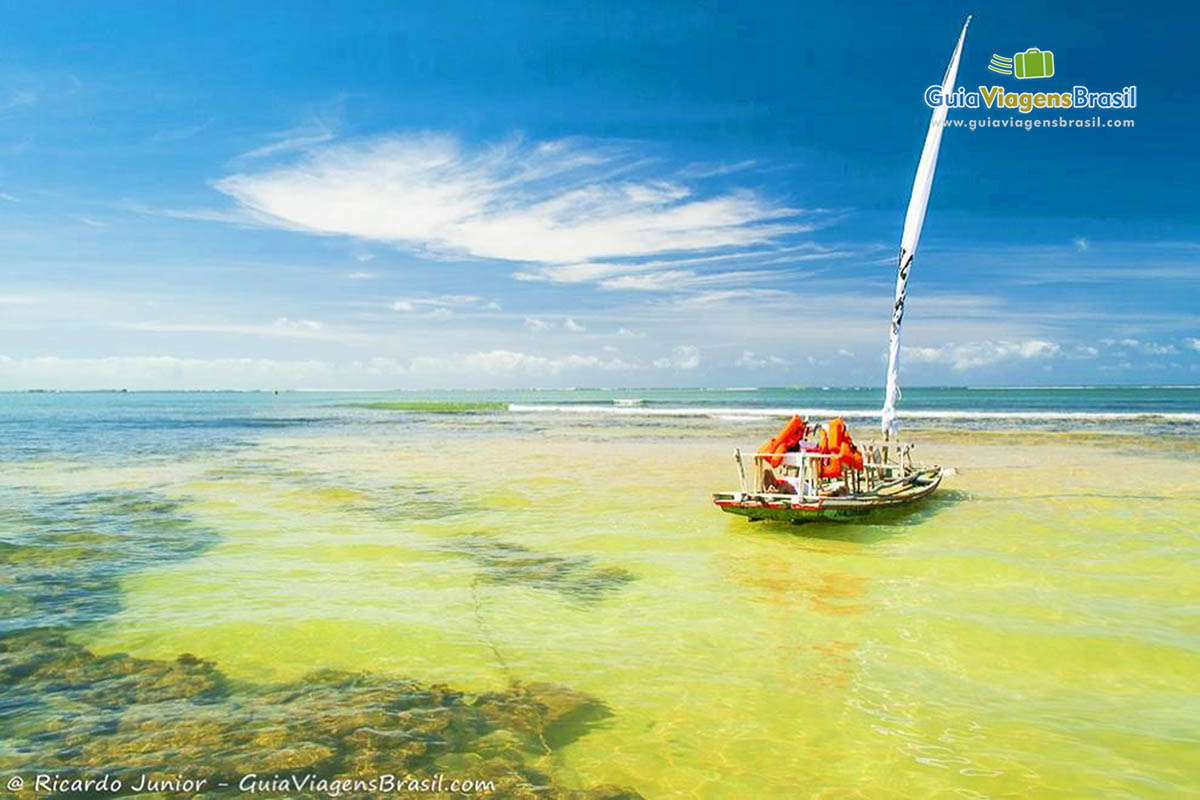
5;384;1200;393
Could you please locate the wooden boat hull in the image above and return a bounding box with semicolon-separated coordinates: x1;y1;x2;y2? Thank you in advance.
712;467;943;524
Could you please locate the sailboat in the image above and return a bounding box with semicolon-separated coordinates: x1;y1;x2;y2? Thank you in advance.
713;16;970;523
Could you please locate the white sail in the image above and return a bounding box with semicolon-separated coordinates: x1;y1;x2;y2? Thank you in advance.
881;16;971;438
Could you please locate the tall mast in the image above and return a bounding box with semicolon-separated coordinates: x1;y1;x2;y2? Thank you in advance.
881;16;971;438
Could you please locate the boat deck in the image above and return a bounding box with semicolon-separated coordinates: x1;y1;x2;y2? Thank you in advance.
713;467;942;523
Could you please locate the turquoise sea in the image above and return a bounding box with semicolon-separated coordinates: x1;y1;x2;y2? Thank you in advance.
3;385;1199;461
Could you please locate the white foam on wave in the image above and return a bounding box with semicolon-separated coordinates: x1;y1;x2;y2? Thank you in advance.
507;404;1200;423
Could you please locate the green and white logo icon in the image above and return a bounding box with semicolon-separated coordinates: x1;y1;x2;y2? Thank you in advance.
988;48;1056;79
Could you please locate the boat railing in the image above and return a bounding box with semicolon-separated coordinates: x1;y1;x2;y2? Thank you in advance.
735;442;916;497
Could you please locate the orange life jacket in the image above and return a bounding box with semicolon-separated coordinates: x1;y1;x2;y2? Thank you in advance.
759;414;807;468
817;417;862;478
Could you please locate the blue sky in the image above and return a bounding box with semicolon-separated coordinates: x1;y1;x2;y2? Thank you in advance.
1;0;1197;389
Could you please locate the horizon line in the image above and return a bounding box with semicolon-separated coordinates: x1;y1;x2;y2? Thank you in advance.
4;384;1199;394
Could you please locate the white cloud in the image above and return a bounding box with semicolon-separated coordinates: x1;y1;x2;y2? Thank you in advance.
354;252;376;262
564;318;586;332
0;294;36;306
214;134;808;266
524;317;552;332
0;90;37;111
1187;338;1200;352
653;344;701;370
392;295;483;312
616;327;645;338
271;317;322;331
902;339;1061;370
407;349;630;376
112;318;366;345
513;261;644;284
675;288;793;307
239;121;335;160
148;119;213;143
598;270;697;291
736;350;788;368
0;355;337;390
346;271;376;280
1101;338;1179;355
1074;237;1089;252
599;268;781;292
736;351;761;368
512;243;848;287
0;348;640;390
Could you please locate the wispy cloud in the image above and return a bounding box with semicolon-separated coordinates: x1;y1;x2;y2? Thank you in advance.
599;268;782;291
213;134;812;267
406;349;634;376
509;246;841;285
0;89;37;112
0;294;36;306
653;344;701;369
238;120;336;160
148;118;213;143
903;339;1060;370
112;318;370;345
0;351;641;390
1100;337;1178;355
735;350;787;368
0;355;336;390
391;294;483;312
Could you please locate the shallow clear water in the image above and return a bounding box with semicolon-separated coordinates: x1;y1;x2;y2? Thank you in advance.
2;391;1198;798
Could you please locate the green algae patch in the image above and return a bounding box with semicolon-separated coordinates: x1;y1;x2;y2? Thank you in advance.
0;490;216;634
0;486;640;798
444;535;635;604
0;631;640;800
340;401;507;413
369;483;480;521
